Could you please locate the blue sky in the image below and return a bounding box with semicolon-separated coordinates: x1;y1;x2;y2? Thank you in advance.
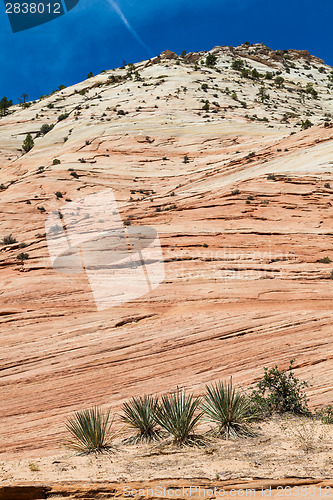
0;0;333;102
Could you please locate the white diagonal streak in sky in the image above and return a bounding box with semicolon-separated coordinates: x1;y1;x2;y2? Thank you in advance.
106;0;153;56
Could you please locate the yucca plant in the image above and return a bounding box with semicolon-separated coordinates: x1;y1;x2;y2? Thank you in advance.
156;388;203;446
120;394;161;444
202;378;257;438
64;407;119;454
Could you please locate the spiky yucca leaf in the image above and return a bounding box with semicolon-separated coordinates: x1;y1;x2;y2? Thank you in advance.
156;389;203;445
120;394;161;443
202;378;257;438
64;407;117;454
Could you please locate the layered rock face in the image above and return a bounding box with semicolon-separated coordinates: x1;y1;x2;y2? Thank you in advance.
1;43;333;458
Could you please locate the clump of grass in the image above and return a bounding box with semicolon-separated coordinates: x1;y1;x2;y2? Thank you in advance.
120;394;161;444
317;256;331;264
202;378;257;439
315;405;333;424
2;234;17;245
284;418;327;453
156;389;203;446
28;462;39;472
64;407;118;454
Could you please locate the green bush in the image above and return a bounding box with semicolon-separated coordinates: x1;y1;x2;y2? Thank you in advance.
248;360;310;417
202;100;210;111
317;256;331;264
58;113;69;122
231;59;245;72
17;252;29;262
301;119;313;130
40;123;54;135
275;76;285;88
206;54;217;67
53;159;61;165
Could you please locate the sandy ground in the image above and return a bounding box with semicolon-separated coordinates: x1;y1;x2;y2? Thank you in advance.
1;415;333;485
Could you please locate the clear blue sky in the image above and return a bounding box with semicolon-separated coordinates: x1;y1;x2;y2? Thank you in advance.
0;0;332;103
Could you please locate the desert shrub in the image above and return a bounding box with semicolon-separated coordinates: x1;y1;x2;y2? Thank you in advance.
305;83;318;99
317;256;331;264
64;407;117;454
315;405;333;424
301;119;313;130
324;183;331;188
17;252;29;261
232;189;240;195
55;191;63;199
275;76;285;88
28;462;39;472
202;378;258;438
257;87;270;103
40;123;54;135
183;155;190;163
231;59;245;72
156;389;203;446
58;113;69;122
87;72;94;78
22;133;34;153
283;418;327;453
251;68;260;80
70;171;79;179
53;159;61;165
18;242;27;248
267;173;276;180
206;54;217;67
248;360;310;417
202;100;210;111
2;234;17;245
120;395;161;444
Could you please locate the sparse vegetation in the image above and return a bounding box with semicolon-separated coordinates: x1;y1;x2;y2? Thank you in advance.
120;395;161;444
301;119;313;130
2;234;17;245
206;54;217;67
156;389;203;446
248;360;310;417
22;133;34;153
202;379;258;438
17;252;29;262
58;113;69;122
317;256;331;264
40;123;54;135
64;407;117;454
